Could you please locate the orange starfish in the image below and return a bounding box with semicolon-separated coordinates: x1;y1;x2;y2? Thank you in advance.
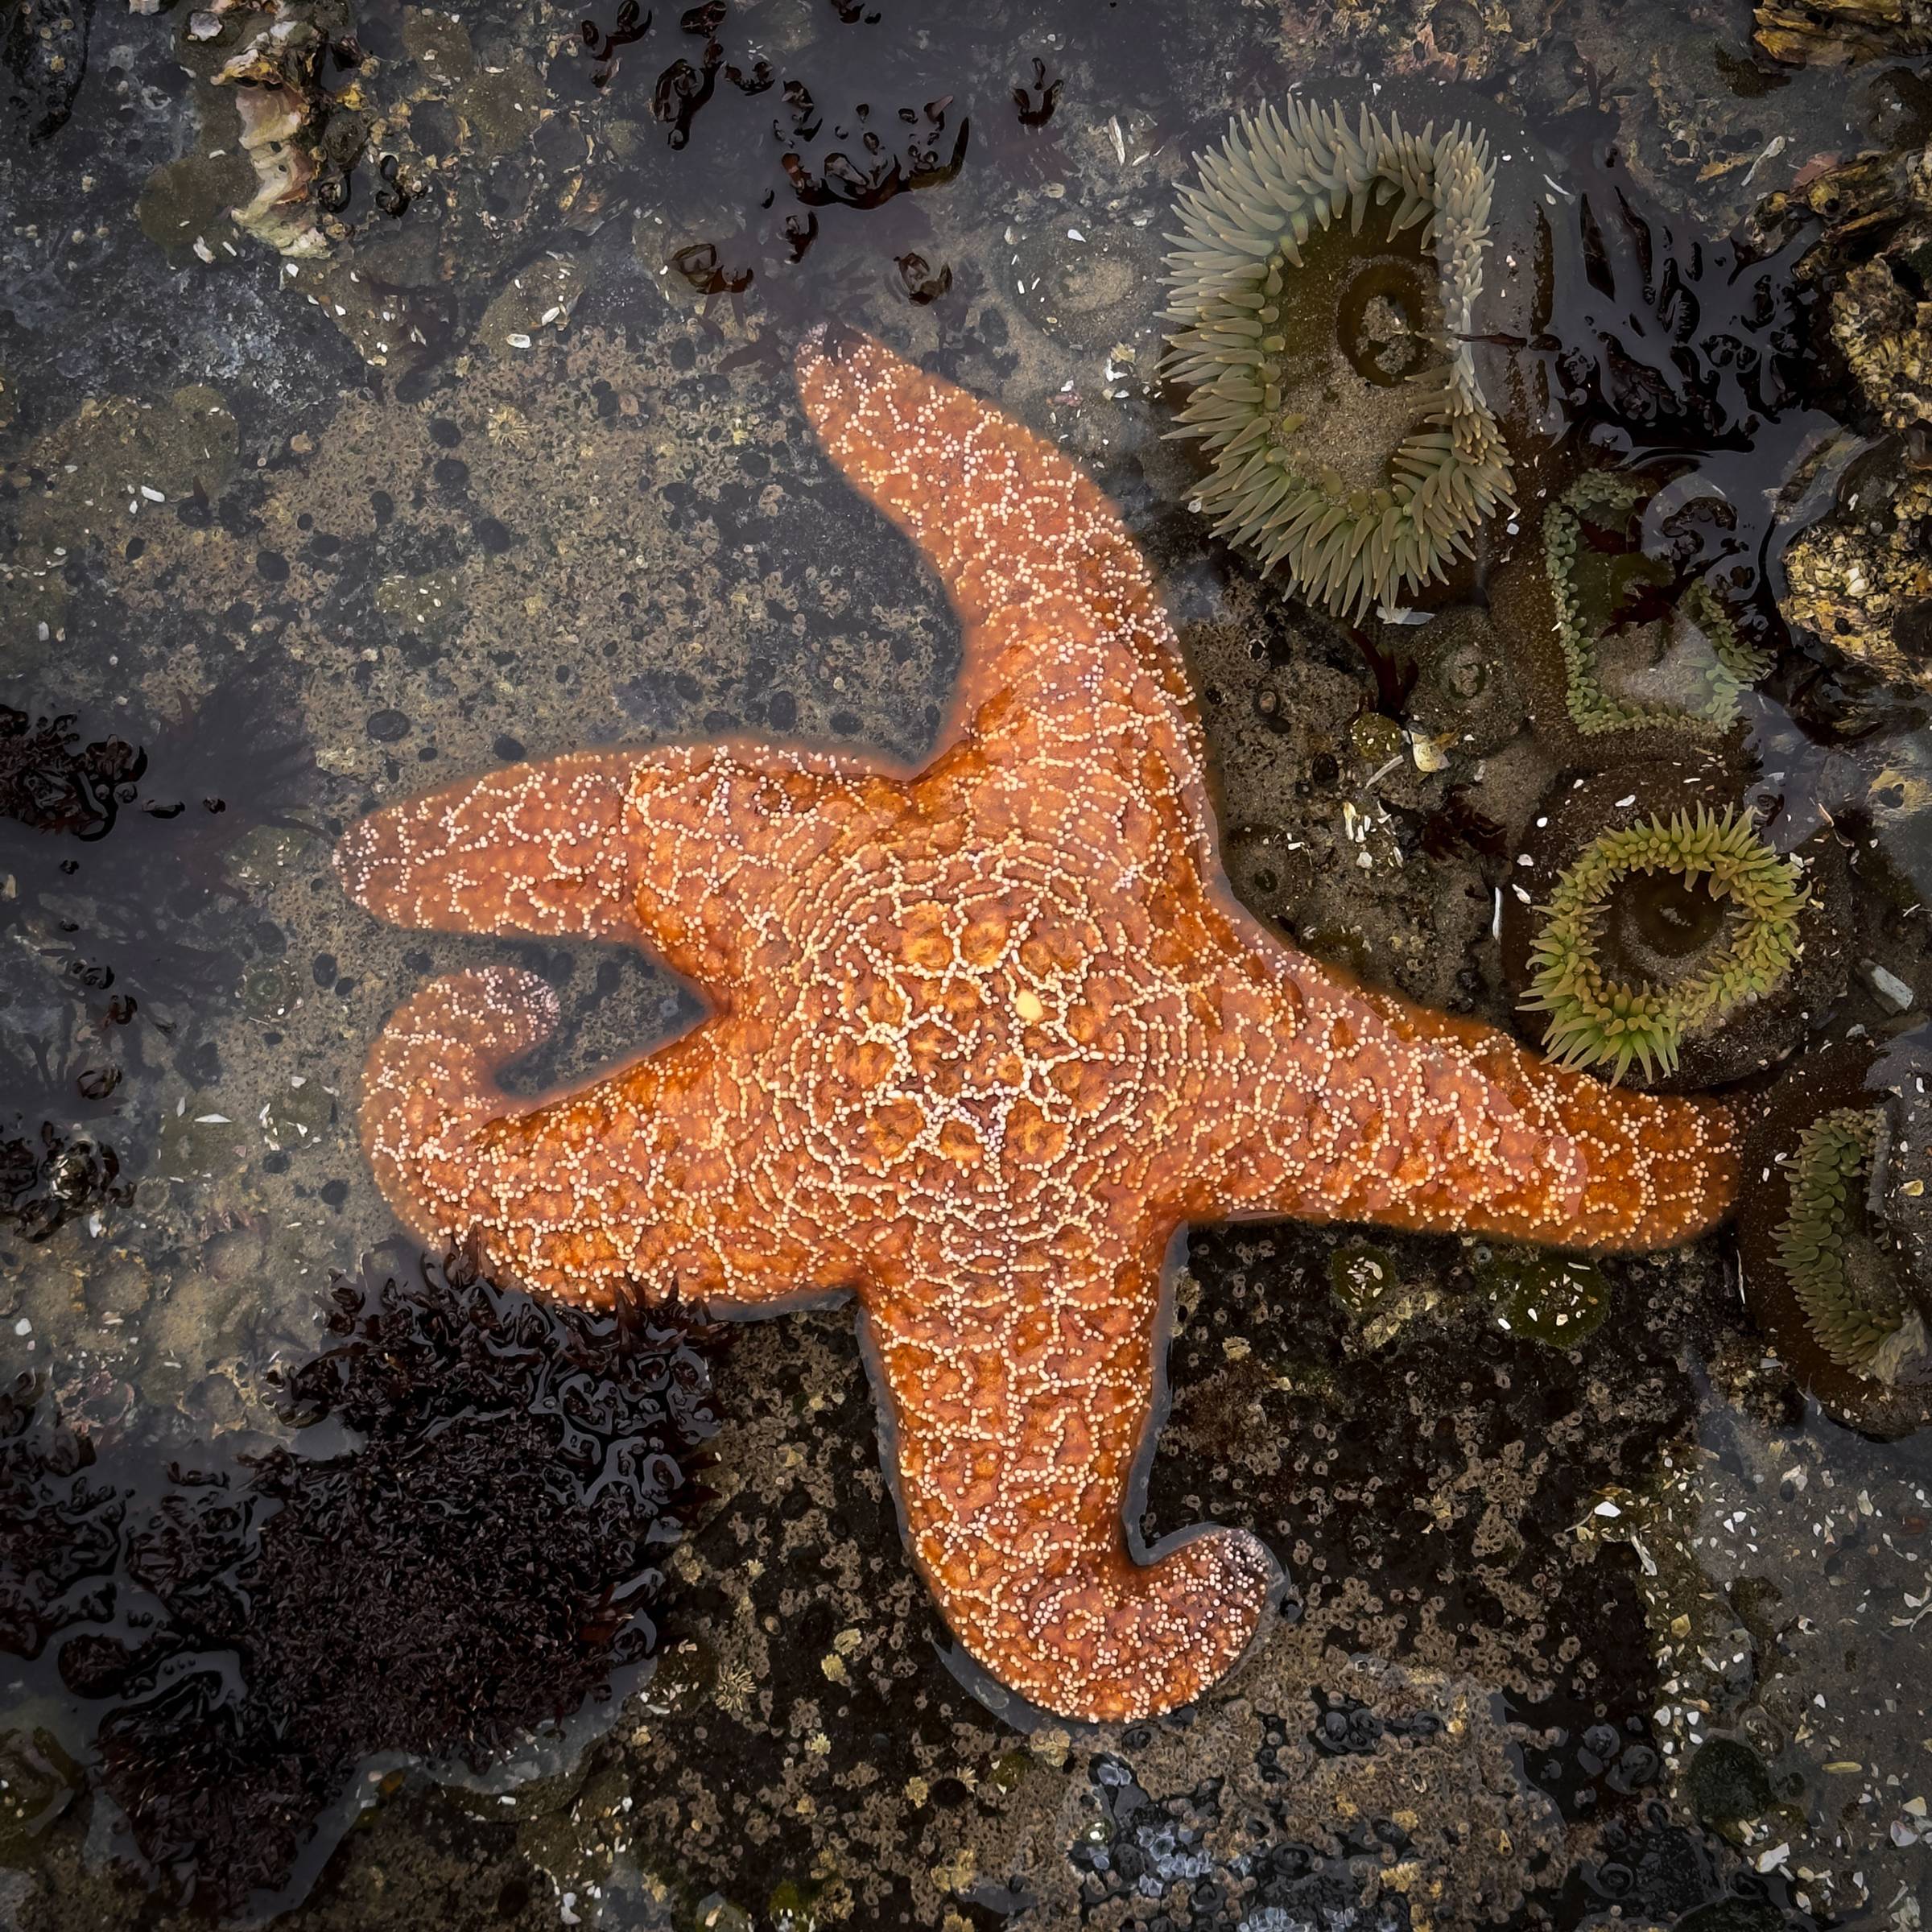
336;326;1737;1724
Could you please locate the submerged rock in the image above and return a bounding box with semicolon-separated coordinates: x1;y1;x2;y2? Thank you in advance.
1782;452;1932;696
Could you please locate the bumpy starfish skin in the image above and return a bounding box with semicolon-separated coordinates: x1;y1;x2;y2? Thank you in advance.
337;327;1738;1724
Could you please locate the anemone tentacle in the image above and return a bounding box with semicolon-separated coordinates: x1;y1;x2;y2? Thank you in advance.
1775;1106;1928;1384
1544;471;1773;737
1161;97;1513;621
1521;806;1806;1084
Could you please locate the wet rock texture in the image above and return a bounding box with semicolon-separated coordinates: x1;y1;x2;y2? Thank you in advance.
1783;460;1932;696
1755;0;1932;64
3;0;1932;1926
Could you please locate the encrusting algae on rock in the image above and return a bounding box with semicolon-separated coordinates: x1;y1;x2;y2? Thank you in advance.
1160;97;1513;620
335;328;1738;1726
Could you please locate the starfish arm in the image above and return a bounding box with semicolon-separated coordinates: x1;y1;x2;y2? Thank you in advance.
860;1246;1278;1724
795;326;1213;842
1183;943;1738;1251
360;967;853;1307
336;742;889;986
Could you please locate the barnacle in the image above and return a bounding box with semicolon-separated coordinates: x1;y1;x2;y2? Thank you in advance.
1782;463;1932;696
1521;806;1806;1084
1160;97;1513;620
1775;1106;1928;1382
1542;471;1773;737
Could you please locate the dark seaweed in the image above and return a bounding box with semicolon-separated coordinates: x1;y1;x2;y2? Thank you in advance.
1415;786;1508;865
0;1245;724;1918
1538;138;1816;456
0;671;320;1221
1519;119;1836;639
0;1118;126;1242
0;706;145;841
1012;56;1062;127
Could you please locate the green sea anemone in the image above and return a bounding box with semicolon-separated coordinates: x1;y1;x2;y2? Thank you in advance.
1521;806;1806;1084
1774;1106;1928;1383
1544;472;1773;736
1161;97;1514;621
1739;1050;1932;1435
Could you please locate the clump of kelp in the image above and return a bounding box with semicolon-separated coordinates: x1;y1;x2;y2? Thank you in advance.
0;1121;127;1242
0;1245;724;1917
0;706;146;839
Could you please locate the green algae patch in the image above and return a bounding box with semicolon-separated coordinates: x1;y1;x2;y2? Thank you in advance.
377;567;471;646
456;64;545;159
1329;1239;1399;1323
1683;1737;1776;1828
137;144;255;267
1476;1245;1609;1348
1328;1238;1439;1349
6;387;238;561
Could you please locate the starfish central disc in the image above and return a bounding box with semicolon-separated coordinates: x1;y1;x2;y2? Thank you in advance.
336;325;1738;1724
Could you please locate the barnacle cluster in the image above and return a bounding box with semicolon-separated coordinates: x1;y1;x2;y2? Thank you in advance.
1521;806;1806;1084
208;1;347;257
1830;255;1932;435
1542;472;1773;737
1161;97;1513;621
1775;1106;1928;1383
1755;0;1932;63
1782;464;1932;696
